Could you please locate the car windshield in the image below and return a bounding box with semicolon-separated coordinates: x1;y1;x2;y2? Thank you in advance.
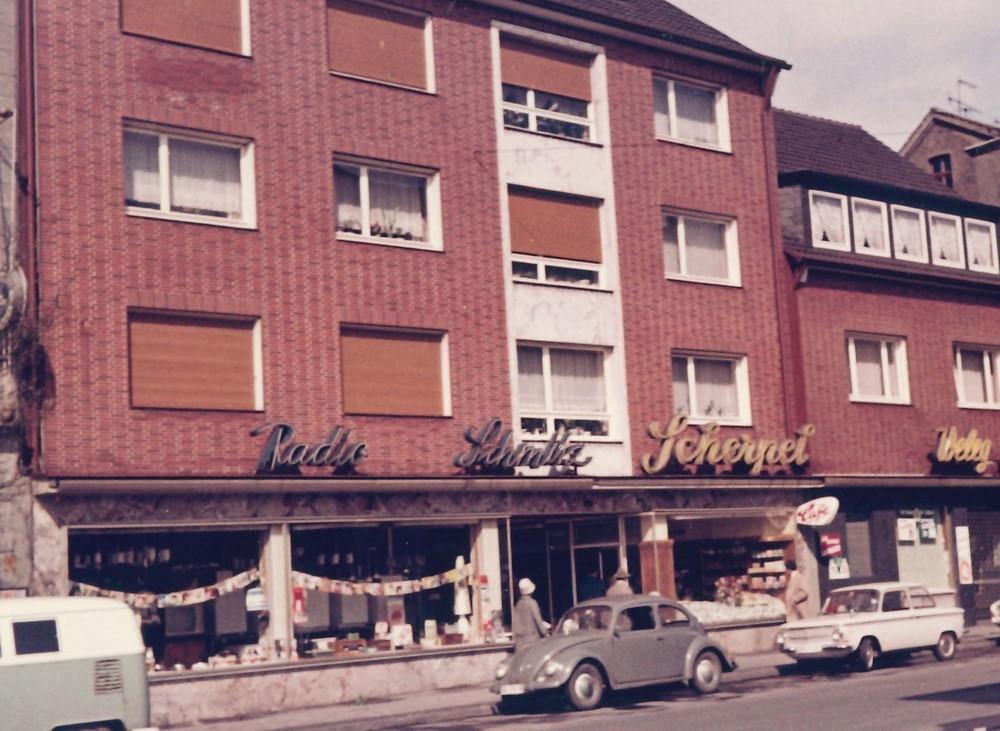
822;589;880;615
557;605;613;635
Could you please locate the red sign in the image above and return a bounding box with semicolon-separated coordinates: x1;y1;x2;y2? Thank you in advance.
820;533;842;557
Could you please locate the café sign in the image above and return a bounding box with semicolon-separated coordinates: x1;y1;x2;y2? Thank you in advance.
640;415;815;476
795;496;839;526
251;423;368;474
933;426;994;475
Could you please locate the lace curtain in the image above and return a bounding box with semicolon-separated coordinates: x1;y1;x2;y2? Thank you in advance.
170;139;242;218
517;347;546;410
685;218;728;279
812;195;845;245
124;132;160;207
653;78;671;138
671;358;690;415
967;223;995;268
550;349;605;413
853;340;898;397
692;358;737;418
931;216;961;262
663;215;680;273
854;202;886;252
369;170;426;241
959;350;988;403
892;209;923;256
675;82;717;145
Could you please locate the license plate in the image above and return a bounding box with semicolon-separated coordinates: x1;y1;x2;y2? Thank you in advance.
500;683;525;695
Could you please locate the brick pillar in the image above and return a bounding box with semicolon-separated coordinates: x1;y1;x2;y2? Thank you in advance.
639;539;676;599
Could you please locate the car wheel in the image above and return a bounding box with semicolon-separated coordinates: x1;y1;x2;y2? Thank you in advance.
565;662;604;711
933;632;957;661
853;637;878;672
691;651;722;694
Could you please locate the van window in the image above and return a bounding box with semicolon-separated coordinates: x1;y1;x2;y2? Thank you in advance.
13;619;59;654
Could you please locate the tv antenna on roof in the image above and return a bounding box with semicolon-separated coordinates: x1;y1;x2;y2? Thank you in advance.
948;79;979;117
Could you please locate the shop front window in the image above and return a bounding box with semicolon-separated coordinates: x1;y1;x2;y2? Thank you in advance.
289;524;480;655
69;530;266;672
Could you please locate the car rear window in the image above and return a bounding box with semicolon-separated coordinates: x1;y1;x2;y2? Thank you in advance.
13;619;59;655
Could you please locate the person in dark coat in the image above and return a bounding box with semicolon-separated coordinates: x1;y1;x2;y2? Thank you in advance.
512;578;549;649
577;569;605;602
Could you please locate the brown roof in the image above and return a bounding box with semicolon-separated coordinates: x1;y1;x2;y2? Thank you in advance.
474;0;789;69
774;109;961;199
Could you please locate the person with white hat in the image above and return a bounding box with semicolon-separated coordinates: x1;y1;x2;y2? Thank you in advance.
606;566;634;597
512;577;549;649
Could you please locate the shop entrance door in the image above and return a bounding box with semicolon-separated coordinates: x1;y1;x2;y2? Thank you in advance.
573;546;618;602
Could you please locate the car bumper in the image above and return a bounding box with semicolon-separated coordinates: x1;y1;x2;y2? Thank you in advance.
780;645;855;660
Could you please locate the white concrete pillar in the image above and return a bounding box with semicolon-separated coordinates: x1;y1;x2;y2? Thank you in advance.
472;520;502;642
262;524;292;659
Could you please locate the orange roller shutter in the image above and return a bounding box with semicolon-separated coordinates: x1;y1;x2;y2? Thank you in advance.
122;0;244;55
327;0;427;89
129;313;258;410
341;329;444;416
508;187;603;263
500;36;592;101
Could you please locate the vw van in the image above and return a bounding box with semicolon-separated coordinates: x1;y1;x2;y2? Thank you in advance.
0;596;154;730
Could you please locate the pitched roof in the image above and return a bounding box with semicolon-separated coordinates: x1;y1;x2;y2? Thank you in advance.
474;0;789;69
774;109;961;199
900;108;1000;158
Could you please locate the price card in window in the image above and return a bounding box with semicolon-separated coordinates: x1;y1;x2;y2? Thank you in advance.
829;557;850;580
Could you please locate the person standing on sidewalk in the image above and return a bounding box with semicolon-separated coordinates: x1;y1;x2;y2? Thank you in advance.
784;559;810;621
512;578;548;649
606;567;634;596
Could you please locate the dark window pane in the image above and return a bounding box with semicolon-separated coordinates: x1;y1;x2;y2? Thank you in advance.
503;109;529;129
14;620;59;655
536;116;588;140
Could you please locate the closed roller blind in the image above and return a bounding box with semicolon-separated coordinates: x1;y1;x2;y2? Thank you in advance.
122;0;244;55
509;187;602;263
500;36;592;101
327;0;427;89
129;313;257;410
341;328;443;416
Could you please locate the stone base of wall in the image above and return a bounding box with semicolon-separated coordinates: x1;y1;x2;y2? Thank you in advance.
150;645;509;728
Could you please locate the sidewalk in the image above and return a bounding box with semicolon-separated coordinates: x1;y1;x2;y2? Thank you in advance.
168;623;999;730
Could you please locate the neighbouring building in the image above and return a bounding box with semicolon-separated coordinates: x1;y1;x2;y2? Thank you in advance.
901;108;1000;207
775;108;1000;625
10;0;801;725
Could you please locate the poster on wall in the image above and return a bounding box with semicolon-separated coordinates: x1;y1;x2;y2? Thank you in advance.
955;526;974;585
896;518;917;543
829;557;850;580
819;533;842;557
919;518;937;542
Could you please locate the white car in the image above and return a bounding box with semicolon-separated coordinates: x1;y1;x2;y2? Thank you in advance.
991;599;1000;627
776;582;964;672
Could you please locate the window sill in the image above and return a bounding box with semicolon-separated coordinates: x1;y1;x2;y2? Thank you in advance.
502;125;603;148
895;252;929;265
131;405;264;414
930;258;967;270
344;411;453;419
683;416;752;428
666;274;742;289
512;278;613;294
329;70;435;96
848;395;911;406
969;265;1000;275
811;240;851;253
337;233;443;253
655;136;731;155
127;208;257;231
956;401;1000;411
854;247;891;259
521;434;622;445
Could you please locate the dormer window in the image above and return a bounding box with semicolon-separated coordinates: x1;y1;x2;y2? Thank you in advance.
850;198;890;257
965;219;999;274
929;212;966;269
929;154;953;188
808;191;849;251
890;205;928;263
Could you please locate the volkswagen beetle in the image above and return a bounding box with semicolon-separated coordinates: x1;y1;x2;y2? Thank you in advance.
490;594;736;711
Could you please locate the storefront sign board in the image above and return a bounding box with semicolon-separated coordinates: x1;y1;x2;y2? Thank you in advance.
251;423;368;474
640;415;815;476
934;426;994;474
795;496;839;526
896;518;917;543
819;533;842;557
453;419;591;471
955;526;974;584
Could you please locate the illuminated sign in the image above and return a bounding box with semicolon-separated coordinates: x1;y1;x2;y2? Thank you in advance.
934;426;993;475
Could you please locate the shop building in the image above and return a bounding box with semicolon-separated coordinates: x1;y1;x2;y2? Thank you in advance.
774;109;1000;621
0;0;812;725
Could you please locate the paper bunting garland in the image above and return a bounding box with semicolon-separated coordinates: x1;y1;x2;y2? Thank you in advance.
72;567;260;609
291;562;473;597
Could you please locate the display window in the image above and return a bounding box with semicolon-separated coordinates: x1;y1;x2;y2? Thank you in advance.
68;529;267;671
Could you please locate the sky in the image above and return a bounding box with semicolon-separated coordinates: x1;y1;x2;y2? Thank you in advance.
670;0;1000;150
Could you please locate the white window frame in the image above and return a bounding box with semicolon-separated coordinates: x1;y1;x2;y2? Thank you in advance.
334;157;442;252
501;85;593;142
928;212;966;269
964;218;999;274
662;210;741;287
889;204;928;263
808;190;850;252
850;197;891;258
239;0;252;56
954;345;1000;410
671;352;751;427
653;75;731;153
124;124;256;229
510;254;603;290
846;334;910;405
517;343;613;441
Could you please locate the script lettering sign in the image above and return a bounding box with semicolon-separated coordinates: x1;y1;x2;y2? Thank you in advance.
251;423;368;474
453;419;591;472
934;426;994;474
641;414;814;476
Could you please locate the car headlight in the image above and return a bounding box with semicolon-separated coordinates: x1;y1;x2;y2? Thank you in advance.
536;660;562;681
495;663;508;680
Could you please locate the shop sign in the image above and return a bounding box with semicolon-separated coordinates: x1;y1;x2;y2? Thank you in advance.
795;496;839;526
829;557;850;580
453;419;591;472
640;415;815;476
251;423;368;474
819;533;842;557
955;526;974;584
933;426;994;474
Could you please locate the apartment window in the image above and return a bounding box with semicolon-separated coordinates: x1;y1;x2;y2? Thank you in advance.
851;198;890;257
890;205;928;262
341;327;449;416
129;312;262;411
335;160;440;250
499;35;593;141
846;334;909;404
954;346;1000;408
508;187;602;287
326;0;431;90
123;127;255;227
928;212;965;269
671;353;750;426
653;77;730;151
965;219;999;274
808;191;850;251
517;344;609;438
929;154;953;188
663;211;740;285
121;0;250;55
